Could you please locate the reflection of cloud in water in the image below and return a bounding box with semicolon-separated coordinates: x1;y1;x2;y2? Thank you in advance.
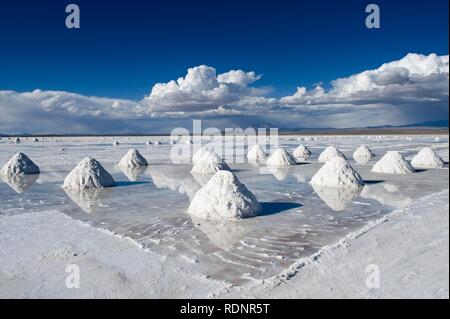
360;183;411;209
291;168;314;184
64;187;112;214
35;171;66;184
119;166;147;181
190;216;256;250
1;173;39;193
311;184;362;212
147;165;201;200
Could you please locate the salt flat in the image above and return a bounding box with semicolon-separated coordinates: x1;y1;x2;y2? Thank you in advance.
0;134;448;298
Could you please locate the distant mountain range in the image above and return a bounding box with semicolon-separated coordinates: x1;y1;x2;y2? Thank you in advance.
367;120;449;129
0;121;448;137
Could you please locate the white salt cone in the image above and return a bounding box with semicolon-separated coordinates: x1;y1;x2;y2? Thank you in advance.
118;149;148;168
411;147;444;168
188;170;261;220
318;146;346;163
247;144;267;163
266;149;297;167
293;144;312;159
372;151;415;174
1;152;40;175
63;157;115;189
310;157;364;188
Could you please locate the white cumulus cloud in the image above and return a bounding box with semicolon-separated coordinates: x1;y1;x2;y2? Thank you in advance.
0;53;448;134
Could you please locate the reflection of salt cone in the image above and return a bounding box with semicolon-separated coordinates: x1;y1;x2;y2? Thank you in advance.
267;167;290;181
360;183;412;209
147;165;200;200
353;155;371;164
191;171;213;186
119;166;147;181
191;216;256;250
1;173;39;193
311;184;361;212
64;187;112;214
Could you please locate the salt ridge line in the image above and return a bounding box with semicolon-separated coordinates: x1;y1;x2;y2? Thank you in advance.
211;189;449;297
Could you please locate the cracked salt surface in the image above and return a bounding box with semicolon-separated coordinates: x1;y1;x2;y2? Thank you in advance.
0;135;448;284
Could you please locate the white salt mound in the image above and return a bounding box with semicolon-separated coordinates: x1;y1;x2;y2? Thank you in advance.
191;151;230;176
113;140;120;146
169;140;176;145
247;144;267;163
0;152;40;175
318;146;346;163
353;145;374;159
118;149;148;168
293;144;312;159
434;137;440;143
411;147;445;168
188;170;261;220
192;146;214;164
63;157;115;189
310;157;364;188
14;137;21;144
154;140;161;145
266;148;297;167
145;140;152;145
372;151;415;174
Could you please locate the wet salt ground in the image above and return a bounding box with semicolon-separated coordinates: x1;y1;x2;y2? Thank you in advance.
0;135;448;284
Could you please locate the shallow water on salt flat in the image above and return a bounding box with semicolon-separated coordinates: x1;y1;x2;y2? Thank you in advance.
0;135;448;283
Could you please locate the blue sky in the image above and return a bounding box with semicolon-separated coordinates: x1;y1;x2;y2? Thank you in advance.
0;0;448;98
0;0;448;134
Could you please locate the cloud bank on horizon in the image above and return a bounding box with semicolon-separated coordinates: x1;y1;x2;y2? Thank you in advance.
0;53;448;134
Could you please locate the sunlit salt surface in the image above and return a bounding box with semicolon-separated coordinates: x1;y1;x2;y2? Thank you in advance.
0;135;448;284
